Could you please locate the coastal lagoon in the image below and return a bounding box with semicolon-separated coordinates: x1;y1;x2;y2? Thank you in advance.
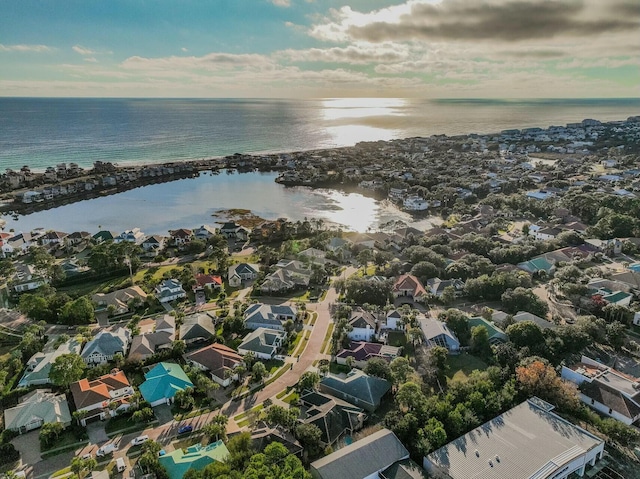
0;171;438;235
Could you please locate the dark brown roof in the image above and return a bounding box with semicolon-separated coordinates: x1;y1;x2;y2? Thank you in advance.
185;343;242;379
582;380;640;420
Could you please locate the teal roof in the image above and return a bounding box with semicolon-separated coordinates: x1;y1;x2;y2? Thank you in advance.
139;362;194;404
518;257;554;273
159;441;229;479
468;317;508;342
603;291;632;304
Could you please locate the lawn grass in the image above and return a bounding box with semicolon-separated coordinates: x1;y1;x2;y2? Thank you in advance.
446;353;489;383
52;467;72;477
105;414;155;434
282;391;299;404
286;331;303;354
233;403;264;422
387;331;407;348
320;323;334;354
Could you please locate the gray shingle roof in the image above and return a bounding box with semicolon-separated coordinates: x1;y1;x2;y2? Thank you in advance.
310;428;409;479
319;370;391;411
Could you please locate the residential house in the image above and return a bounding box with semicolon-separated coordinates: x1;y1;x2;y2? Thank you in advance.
113;228;145;245
512;311;556;330
194;273;222;291
179;313;216;344
467;317;508;345
81;328;131;366
585;238;623;256
383;310;404;330
4;390;72;434
11;263;47;293
517;256;556;275
92;286;147;316
237;328;286;360
194;225;217;240
325;237;352;260
426;278;465;298
379;460;429;479
419;317;460;353
92;230;119;243
7;231;37;255
185;343;243;387
261;260;312;294
19;337;82;387
141;235;166;255
392;274;427;301
70;369;134;424
228;263;259;287
251;424;303;457
347;309;378;342
139;362;194;407
128;315;176;362
319;370;391;412
299;390;366;447
169;228;194;246
40;231;69;246
423;398;604;479
219;222;249;240
562;356;640;425
243;303;297;331
335;342;401;369
158;441;229;479
298;247;329;266
155;279;187;303
65;231;91;246
310;428;410;479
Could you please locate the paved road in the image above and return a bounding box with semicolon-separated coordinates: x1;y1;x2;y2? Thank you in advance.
220;266;358;418
25;265;359;479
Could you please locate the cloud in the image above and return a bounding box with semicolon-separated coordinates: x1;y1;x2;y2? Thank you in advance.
181;47;188;52
84;57;98;63
0;43;52;52
278;43;409;64
270;0;291;7
73;45;96;55
121;52;276;72
311;0;640;43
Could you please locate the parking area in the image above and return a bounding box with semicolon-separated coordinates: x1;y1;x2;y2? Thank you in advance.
12;430;42;465
153;404;174;425
86;421;109;444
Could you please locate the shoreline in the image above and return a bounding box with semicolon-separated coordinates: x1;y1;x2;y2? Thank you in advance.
2;114;638;221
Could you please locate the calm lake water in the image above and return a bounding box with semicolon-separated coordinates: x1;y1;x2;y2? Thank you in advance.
0;171;438;235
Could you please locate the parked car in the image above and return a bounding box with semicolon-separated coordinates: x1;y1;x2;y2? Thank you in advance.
116;458;126;473
178;425;193;434
130;435;149;446
96;443;118;456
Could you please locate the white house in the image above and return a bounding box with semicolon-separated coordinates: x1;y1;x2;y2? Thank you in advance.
228;263;259;287
244;303;297;331
418;316;460;353
561;355;640;425
424;398;604;479
155;279;187;303
403;196;429;211
114;228;145;244
81;328;131;366
347;309;378;342
70;370;134;424
237;328;286;360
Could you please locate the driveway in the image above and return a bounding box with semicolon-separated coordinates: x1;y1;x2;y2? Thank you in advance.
153;404;174;425
86;421;109;444
12;430;42;465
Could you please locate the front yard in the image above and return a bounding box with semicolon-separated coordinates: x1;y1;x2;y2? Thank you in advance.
446;353;489;383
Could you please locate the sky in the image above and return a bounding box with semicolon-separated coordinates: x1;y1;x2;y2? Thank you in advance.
0;0;638;98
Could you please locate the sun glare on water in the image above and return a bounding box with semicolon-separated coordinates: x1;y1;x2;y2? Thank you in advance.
313;190;379;232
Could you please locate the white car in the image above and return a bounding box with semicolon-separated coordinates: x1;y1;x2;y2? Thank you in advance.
131;435;149;446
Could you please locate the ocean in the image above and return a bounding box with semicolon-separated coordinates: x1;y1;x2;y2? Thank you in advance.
0;97;638;234
1;97;639;172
